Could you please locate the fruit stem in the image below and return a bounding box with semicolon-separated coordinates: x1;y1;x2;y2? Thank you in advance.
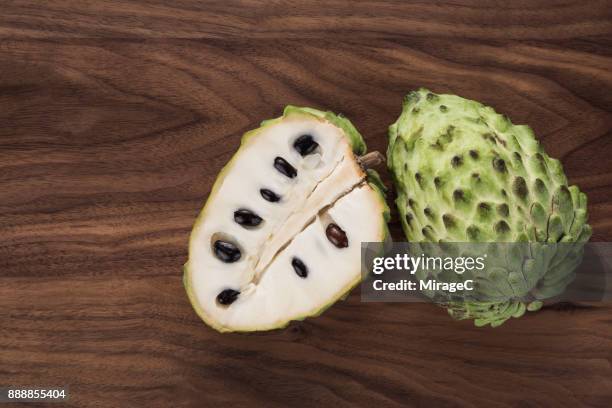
359;151;385;169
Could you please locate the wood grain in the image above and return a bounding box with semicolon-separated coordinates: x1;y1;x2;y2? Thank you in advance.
1;2;611;407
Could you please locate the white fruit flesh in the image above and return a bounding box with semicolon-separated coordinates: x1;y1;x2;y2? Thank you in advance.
186;114;385;332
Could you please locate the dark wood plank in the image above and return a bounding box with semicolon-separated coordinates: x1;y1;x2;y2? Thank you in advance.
1;2;611;407
0;1;611;41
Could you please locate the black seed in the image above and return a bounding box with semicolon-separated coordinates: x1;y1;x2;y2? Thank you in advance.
492;157;507;173
413;107;420;114
213;240;241;263
293;134;319;156
471;172;480;181
234;208;263;227
434;177;442;188
469;150;479;159
274;156;297;178
217;289;240;305
405;213;414;224
439;105;448;112
424;207;434;218
451;155;463;168
497;203;510;217
513;152;522;162
408;198;416;208
291;257;308;278
442;214;456;229
326;223;348;248
513;176;529;199
260;188;281;202
501;189;508;197
426;92;438;101
495;220;511;235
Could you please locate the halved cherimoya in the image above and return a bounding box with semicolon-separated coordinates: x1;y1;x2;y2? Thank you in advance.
184;106;389;332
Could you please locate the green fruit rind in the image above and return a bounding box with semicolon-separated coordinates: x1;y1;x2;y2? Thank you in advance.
388;88;591;327
366;169;391;222
261;105;368;155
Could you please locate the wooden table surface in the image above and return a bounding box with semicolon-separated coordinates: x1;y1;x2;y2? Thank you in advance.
1;1;611;407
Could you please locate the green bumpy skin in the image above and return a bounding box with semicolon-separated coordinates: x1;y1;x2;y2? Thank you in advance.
387;89;592;327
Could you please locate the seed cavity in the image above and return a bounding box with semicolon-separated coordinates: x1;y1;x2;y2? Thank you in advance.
434;177;442;189
274;156;297;178
424;207;434;218
217;289;240;306
293;134;319;156
405;213;414;224
326;223;348;248
291;257;308;278
260;188;281;202
439;105;448;112
469;150;479;159
213;240;241;263
234;209;263;228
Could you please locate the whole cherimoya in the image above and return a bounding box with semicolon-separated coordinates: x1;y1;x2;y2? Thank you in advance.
185;106;389;332
387;89;591;327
